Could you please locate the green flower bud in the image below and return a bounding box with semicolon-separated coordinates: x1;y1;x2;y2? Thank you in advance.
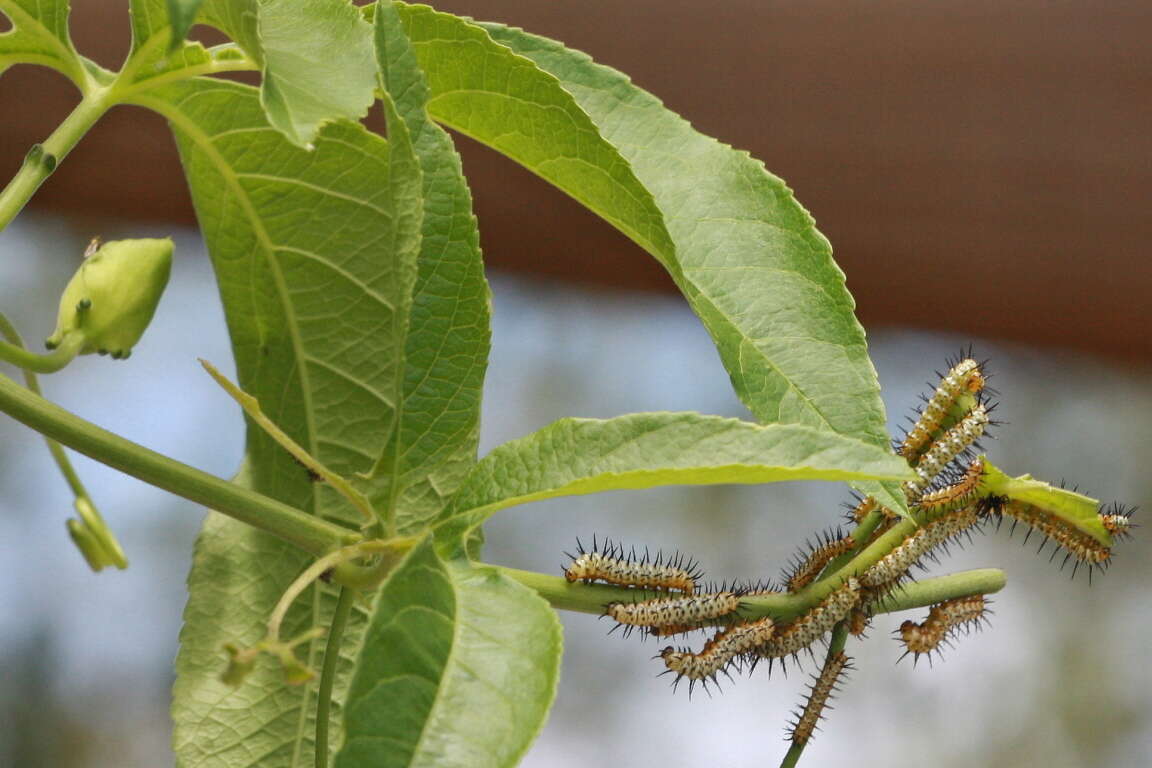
45;238;173;358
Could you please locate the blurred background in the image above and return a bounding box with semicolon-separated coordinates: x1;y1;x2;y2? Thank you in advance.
0;1;1149;766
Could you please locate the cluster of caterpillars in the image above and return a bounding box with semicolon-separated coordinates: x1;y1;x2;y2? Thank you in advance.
562;355;1134;752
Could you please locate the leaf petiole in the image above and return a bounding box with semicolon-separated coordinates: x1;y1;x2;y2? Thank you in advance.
200;359;379;523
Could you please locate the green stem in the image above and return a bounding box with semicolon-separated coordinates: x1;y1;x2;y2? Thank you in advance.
267;542;392;641
779;623;850;768
201;359;378;523
0;312;125;568
316;587;355;768
0;86;118;232
0;332;84;373
0;370;357;556
494;566;1004;623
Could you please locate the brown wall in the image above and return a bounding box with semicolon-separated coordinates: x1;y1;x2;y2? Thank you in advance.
2;1;1149;360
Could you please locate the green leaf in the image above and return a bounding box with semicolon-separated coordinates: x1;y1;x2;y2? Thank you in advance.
396;4;889;449
335;538;562;768
257;0;376;147
199;0;259;62
139;76;424;764
438;412;914;544
137;76;422;527
167;0;203;48
982;460;1109;545
173;509;365;767
371;1;491;531
0;0;84;83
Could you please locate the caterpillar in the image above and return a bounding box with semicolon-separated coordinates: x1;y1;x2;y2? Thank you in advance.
564;536;701;592
1099;502;1135;540
845;495;898;525
900;358;985;462
607;591;743;632
847;605;871;637
846;584;886;638
659;616;777;692
903;405;989;500
988;499;1112;579
846;495;878;524
860;506;981;588
782;530;856;592
898;595;989;664
787;651;851;746
754;578;861;664
917;457;985;511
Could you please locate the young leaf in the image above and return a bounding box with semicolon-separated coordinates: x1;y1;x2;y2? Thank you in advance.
125;0;218;87
335;538;562;768
167;0;203;48
982;460;1110;545
256;0;376;147
369;0;491;531
438;412;914;545
0;0;85;83
198;0;259;63
395;4;889;450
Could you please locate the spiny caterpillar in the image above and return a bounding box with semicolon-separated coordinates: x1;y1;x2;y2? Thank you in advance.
900;357;985;462
754;578;861;663
903;404;989;500
782;530;856;592
898;595;989;664
787;651;852;746
917;457;984;511
659;617;776;691
860;507;981;588
564;536;700;593
562;353;1132;764
606;591;743;632
987;498;1114;579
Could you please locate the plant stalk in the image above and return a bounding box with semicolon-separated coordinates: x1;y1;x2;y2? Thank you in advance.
0;370;357;555
0;87;118;232
495;566;1005;623
315;587;355;768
